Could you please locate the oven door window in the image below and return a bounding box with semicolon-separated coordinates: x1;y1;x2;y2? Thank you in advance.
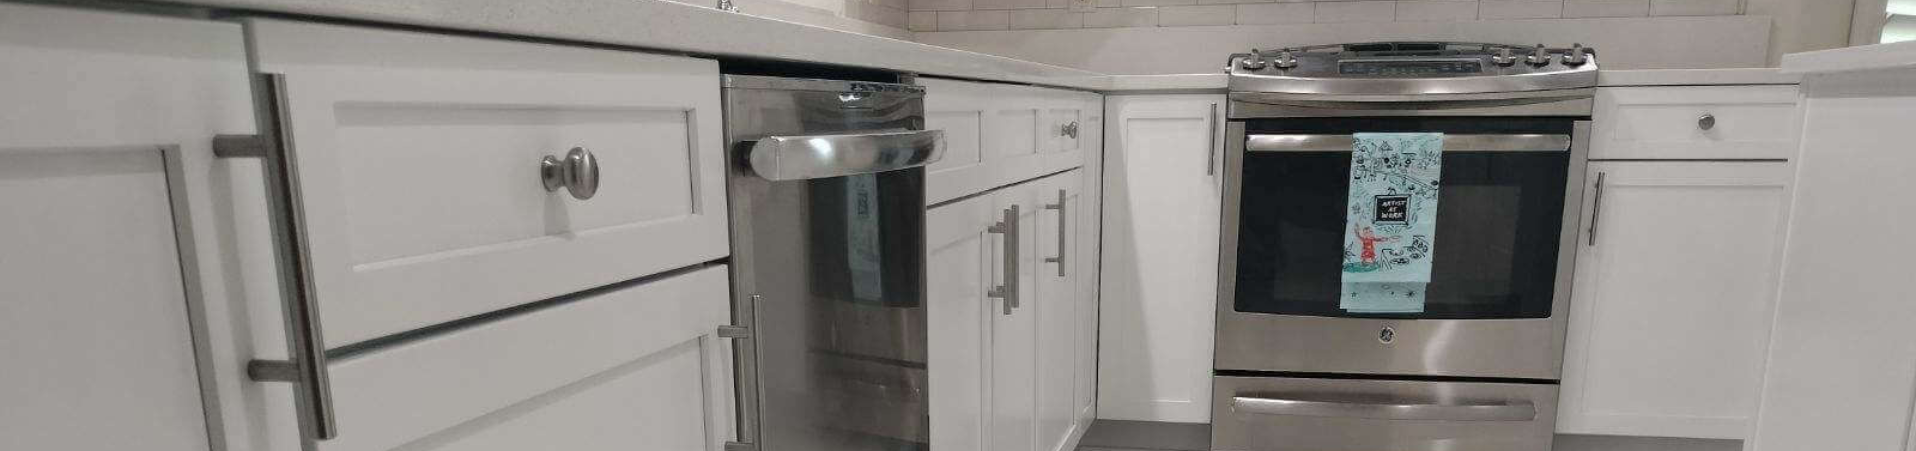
1232;118;1573;320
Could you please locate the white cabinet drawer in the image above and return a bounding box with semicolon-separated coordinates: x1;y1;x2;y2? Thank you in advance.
311;265;732;451
1592;86;1800;160
245;19;729;346
923;78;1097;204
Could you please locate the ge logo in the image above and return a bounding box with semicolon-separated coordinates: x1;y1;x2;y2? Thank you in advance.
1378;327;1395;344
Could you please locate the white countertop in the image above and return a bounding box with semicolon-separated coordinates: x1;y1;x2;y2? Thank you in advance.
153;0;1792;92
1780;40;1916;75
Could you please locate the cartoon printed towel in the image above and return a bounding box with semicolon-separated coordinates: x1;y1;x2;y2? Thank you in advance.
1339;133;1443;314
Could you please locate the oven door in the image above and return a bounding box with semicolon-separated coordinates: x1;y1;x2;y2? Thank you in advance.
1216;118;1588;379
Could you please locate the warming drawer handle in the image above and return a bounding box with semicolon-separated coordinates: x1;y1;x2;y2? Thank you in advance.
1232;396;1536;422
747;129;946;181
1245;134;1571;153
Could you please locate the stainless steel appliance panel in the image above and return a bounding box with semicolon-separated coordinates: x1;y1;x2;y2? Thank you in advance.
724;75;935;451
1212;121;1590;380
1211;376;1559;451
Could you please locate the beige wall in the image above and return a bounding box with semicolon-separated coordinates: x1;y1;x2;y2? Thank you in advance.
1746;0;1857;63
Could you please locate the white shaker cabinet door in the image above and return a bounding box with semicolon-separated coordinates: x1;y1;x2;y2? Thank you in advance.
0;4;259;450
927;192;997;451
1032;171;1087;451
990;181;1046;451
1558;162;1792;439
1097;94;1225;423
243;19;730;346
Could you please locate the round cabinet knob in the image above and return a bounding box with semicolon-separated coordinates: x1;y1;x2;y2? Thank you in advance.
542;146;601;200
1061;121;1080;139
1698;114;1716;131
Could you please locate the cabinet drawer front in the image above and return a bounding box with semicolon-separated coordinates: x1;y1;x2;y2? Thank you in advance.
1592;86;1800;160
922;78;1094;204
246;20;728;345
315;266;731;451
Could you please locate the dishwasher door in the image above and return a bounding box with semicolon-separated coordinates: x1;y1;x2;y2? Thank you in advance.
723;75;944;451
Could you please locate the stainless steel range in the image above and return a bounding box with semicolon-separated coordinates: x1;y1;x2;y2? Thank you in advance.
1212;42;1597;451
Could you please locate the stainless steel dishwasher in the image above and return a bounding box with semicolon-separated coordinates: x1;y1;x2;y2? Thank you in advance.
721;75;943;451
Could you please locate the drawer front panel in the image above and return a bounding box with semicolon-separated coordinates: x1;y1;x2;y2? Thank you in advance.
315;265;732;451
922;78;1094;204
1211;376;1558;451
246;19;728;345
1593;86;1800;160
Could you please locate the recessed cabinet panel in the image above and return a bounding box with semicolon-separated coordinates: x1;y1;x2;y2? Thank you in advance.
246;19;728;346
921;77;1093;204
1559;162;1792;439
1592;86;1800;160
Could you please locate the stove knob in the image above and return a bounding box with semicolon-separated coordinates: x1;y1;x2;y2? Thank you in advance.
1239;49;1270;70
1526;44;1553;66
1563;43;1590;66
1274;50;1299;69
1492;48;1518;67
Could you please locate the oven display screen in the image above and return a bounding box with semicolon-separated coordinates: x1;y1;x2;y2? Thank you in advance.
1339;60;1482;76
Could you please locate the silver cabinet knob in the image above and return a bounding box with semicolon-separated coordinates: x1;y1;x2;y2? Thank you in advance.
1698;114;1716;131
1061;121;1080;139
542;146;600;200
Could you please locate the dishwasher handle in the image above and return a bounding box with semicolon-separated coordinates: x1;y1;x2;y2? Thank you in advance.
747;129;945;181
1232;396;1536;422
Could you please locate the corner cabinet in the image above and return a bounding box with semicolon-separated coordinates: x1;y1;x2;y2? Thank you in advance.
929;169;1097;451
0;4;255;450
1096;94;1226;423
1558;85;1800;441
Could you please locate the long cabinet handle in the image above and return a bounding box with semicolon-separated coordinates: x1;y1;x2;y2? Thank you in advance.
1232;396;1536;422
214;73;338;442
1043;189;1066;277
1207;103;1220;176
987;205;1020;315
1588;171;1606;246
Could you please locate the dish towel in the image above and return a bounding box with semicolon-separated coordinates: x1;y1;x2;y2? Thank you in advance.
1340;133;1443;314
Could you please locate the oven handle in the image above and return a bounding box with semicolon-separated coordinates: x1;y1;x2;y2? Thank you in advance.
1245;134;1570;153
1232;396;1536;422
747;129;946;181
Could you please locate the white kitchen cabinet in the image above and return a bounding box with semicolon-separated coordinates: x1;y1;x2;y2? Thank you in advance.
243;19;730;346
1097;94;1225;423
308;266;734;451
1558;161;1793;440
1750;68;1916;451
0;4;256;450
1592;86;1801;160
929;170;1093;451
922;78;1099;204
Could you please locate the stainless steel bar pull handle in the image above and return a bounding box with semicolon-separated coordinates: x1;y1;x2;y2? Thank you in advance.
1588;171;1607;246
541;146;600;200
1232;396;1536;422
1043;189;1066;277
1207;103;1220;176
987;205;1020;315
215;73;338;442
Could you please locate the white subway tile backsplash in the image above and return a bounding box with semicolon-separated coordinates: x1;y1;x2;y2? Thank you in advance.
1197;0;1279;5
937;9;1012;29
1159;4;1237;25
1562;0;1649;17
908;11;938;29
1396;1;1478;21
1123;0;1197;7
846;0;910;27
1649;0;1736;16
1315;0;1395;22
1083;6;1161;27
974;0;1048;11
1236;2;1315;24
1010;8;1087;27
910;0;973;11
1479;0;1562;19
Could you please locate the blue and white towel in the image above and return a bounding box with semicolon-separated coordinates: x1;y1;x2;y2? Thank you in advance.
1339;133;1443;314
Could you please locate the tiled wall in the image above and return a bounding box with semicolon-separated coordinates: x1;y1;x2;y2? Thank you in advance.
907;0;1743;31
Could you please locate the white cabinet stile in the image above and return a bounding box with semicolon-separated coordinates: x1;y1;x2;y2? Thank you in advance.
1096;94;1226;423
